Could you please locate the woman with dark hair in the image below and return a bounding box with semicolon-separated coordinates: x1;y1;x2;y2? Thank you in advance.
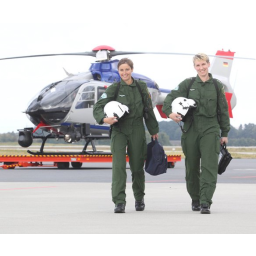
93;58;159;213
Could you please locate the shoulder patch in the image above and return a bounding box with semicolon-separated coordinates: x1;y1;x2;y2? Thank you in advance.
221;85;225;95
100;93;107;99
214;79;226;95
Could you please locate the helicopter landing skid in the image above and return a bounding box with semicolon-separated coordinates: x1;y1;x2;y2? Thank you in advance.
26;150;112;156
27;134;111;156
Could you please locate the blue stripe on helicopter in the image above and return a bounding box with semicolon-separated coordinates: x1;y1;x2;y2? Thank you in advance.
61;123;109;131
90;124;109;131
159;88;171;93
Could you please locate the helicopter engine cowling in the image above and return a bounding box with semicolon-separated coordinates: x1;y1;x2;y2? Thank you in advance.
18;129;33;147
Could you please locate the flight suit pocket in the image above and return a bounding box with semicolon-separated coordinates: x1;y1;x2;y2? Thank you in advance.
110;131;117;154
181;136;187;156
206;98;217;117
143;136;147;160
135;100;144;117
215;134;220;154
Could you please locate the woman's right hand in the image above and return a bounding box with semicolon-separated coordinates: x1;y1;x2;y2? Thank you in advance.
103;117;118;125
168;113;182;123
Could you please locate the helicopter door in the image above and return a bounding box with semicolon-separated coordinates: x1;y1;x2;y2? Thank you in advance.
67;84;96;124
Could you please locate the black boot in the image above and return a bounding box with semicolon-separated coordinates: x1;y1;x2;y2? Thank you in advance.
135;199;145;211
192;200;201;211
114;203;125;213
200;203;211;214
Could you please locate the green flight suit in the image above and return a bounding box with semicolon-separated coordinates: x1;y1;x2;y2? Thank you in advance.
162;74;230;206
93;78;159;205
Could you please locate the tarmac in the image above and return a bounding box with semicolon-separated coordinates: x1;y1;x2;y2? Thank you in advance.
0;181;256;234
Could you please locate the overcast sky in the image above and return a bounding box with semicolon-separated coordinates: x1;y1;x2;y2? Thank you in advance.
0;0;256;133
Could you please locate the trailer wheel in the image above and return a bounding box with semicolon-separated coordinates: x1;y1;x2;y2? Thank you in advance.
57;162;70;169
71;162;83;169
4;162;15;169
168;162;175;168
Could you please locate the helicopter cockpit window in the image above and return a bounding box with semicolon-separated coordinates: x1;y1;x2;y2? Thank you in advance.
111;61;118;69
97;86;107;100
101;63;111;71
26;80;84;125
75;86;95;109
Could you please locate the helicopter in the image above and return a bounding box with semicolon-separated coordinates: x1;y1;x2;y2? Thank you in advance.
0;45;238;154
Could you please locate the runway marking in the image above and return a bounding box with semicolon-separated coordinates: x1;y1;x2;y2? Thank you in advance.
231;176;256;179
145;180;183;183
0;186;57;191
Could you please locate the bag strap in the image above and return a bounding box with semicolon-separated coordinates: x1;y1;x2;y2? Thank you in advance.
114;82;121;100
135;80;145;105
187;77;196;98
178;116;194;133
135;80;149;119
212;78;221;123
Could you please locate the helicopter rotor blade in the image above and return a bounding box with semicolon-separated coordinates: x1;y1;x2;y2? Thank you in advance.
1;50;255;61
110;51;256;60
0;52;97;61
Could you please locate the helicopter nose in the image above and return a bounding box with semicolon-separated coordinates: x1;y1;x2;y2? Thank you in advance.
25;79;83;125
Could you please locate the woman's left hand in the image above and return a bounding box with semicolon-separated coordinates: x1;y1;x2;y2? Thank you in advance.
221;137;228;145
151;134;158;140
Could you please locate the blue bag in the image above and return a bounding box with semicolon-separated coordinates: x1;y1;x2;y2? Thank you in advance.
145;139;168;176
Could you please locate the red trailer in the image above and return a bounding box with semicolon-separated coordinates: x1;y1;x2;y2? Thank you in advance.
0;153;181;169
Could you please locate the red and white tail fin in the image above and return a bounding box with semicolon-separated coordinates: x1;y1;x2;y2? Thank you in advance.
211;50;235;78
210;50;236;118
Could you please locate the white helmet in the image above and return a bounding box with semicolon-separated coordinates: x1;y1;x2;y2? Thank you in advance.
104;101;129;120
171;97;197;117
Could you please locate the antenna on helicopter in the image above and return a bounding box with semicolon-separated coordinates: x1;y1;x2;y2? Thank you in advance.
63;68;74;77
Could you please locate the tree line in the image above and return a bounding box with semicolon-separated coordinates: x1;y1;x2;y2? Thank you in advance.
1;122;256;146
157;122;256;146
